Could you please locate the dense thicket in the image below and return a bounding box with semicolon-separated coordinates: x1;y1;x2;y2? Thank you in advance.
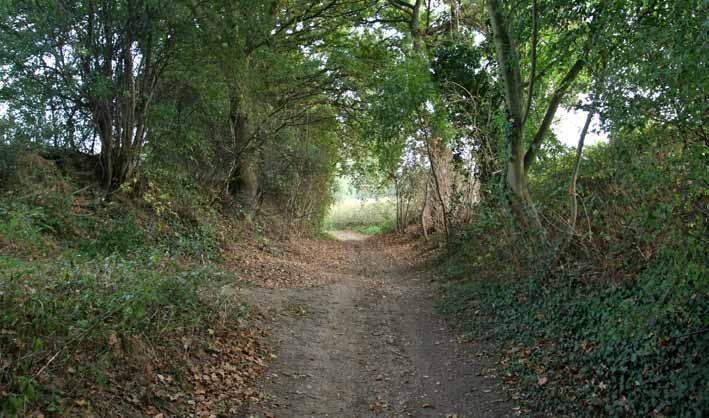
1;0;707;416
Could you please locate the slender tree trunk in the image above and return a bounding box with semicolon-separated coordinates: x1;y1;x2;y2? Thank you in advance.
425;137;450;240
420;172;430;241
395;175;403;233
568;111;593;236
548;109;594;268
97;108;114;192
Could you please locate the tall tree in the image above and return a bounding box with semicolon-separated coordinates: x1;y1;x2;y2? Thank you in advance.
0;0;186;191
485;0;591;232
183;0;364;210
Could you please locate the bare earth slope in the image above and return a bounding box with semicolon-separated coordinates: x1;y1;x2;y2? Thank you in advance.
239;232;512;418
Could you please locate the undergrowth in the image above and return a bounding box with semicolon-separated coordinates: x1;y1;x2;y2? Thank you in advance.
0;153;263;416
437;130;708;417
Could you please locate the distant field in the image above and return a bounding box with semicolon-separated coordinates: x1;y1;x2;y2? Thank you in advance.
325;197;396;233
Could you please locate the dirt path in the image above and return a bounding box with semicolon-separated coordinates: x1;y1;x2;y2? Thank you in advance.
241;233;512;418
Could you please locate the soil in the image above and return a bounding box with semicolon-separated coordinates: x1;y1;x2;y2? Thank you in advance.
236;232;513;418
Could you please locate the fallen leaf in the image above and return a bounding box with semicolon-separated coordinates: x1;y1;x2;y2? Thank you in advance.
369;401;384;413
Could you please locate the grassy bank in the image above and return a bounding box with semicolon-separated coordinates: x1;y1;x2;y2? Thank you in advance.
0;155;268;416
436;135;708;417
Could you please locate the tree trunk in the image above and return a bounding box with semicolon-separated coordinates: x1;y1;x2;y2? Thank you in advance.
487;0;584;237
395;175;403;233
239;155;259;209
505;125;540;231
568;111;593;236
420;172;430;241
81;1;163;194
228;91;259;211
410;0;424;51
425;136;450;240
